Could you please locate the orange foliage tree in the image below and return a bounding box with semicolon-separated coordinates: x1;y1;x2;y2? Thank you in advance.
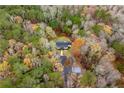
71;38;85;57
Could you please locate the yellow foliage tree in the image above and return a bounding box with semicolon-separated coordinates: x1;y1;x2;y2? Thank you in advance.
54;62;63;72
31;24;40;31
90;43;101;53
103;25;112;35
23;56;32;68
14;16;23;23
0;61;10;72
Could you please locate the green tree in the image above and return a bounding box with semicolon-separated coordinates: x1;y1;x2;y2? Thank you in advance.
95;8;111;23
3;24;23;40
25;8;44;22
0;39;9;55
92;24;102;36
61;9;71;21
49;19;59;29
8;55;21;65
116;62;124;74
47;72;64;88
6;6;25;17
63;25;72;35
80;71;97;87
71;15;81;25
78;29;86;37
23;31;40;47
0;9;12;31
0;78;15;88
112;41;124;57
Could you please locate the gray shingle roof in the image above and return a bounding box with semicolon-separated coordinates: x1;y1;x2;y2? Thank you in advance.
56;41;71;50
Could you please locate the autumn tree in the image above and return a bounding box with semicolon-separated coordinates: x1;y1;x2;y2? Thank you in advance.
71;38;85;57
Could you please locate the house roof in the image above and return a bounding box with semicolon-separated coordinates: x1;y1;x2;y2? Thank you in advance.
56;41;71;50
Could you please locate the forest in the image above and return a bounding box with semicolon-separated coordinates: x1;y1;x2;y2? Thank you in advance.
0;5;124;88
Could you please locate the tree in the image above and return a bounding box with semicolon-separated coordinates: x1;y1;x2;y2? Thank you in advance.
61;9;71;22
78;29;86;37
1;6;24;17
11;24;23;40
70;14;81;25
47;72;64;88
49;19;59;29
80;71;96;87
0;39;9;55
115;61;124;74
63;25;72;35
95;8;112;23
23;31;40;48
22;45;31;55
7;55;21;65
3;24;23;40
92;24;102;36
0;61;10;72
112;41;124;57
0;9;12;31
25;8;44;23
0;78;15;88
